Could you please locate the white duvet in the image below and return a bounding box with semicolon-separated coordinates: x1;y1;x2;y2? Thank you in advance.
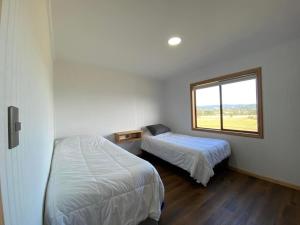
45;136;164;225
141;132;231;186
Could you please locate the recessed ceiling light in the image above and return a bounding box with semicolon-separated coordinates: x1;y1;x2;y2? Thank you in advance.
168;36;182;46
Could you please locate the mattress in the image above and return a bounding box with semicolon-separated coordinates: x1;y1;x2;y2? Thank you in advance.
141;132;231;186
45;136;164;225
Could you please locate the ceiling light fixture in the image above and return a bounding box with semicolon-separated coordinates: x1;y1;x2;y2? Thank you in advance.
168;36;182;46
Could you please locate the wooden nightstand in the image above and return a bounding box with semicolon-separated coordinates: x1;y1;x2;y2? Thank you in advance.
114;130;143;143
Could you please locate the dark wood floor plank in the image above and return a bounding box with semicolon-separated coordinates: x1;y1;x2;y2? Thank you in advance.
139;152;300;225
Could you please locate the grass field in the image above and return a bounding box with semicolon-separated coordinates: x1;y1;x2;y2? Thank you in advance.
197;115;257;131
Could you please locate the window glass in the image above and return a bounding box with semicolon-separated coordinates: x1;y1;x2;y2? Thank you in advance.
195;86;221;129
222;78;258;132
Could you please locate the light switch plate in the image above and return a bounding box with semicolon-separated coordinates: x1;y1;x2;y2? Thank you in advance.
8;106;21;149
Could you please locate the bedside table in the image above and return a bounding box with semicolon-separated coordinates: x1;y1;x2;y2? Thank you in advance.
114;130;143;143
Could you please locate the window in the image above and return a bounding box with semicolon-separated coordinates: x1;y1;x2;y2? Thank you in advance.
190;68;263;138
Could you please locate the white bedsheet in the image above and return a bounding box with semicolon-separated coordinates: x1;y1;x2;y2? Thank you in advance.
45;136;164;225
141;132;231;186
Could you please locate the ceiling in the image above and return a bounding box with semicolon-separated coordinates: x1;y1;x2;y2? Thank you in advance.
51;0;300;78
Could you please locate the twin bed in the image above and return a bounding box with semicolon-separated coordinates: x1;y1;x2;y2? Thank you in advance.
45;136;164;225
45;126;231;225
142;131;231;186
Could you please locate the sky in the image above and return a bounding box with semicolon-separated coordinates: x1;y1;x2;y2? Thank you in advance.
196;79;257;106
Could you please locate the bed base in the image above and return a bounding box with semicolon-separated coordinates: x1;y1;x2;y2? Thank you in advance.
140;150;229;183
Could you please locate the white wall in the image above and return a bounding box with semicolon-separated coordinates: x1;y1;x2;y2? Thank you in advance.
163;38;300;186
0;186;3;225
0;0;54;225
54;60;164;154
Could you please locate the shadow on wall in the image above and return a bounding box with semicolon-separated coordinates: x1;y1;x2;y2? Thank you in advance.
0;185;4;225
105;134;142;155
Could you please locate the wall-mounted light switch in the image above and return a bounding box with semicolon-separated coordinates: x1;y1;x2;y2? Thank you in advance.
8;106;21;149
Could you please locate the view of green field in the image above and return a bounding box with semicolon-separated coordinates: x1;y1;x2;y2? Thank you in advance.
196;104;258;132
197;115;257;131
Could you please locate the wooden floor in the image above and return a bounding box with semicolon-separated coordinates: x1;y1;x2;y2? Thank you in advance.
140;153;300;225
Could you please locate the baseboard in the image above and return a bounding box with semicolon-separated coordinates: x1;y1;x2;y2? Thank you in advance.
229;166;300;191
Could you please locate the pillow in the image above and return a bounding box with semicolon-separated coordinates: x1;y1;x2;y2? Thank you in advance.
146;124;171;136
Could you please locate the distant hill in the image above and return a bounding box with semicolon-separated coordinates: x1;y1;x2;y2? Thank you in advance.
197;104;257;116
197;104;256;110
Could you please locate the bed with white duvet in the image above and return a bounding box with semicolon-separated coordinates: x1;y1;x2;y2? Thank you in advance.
45;136;164;225
141;132;231;186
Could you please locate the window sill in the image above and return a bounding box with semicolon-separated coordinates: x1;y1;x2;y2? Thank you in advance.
191;127;264;139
